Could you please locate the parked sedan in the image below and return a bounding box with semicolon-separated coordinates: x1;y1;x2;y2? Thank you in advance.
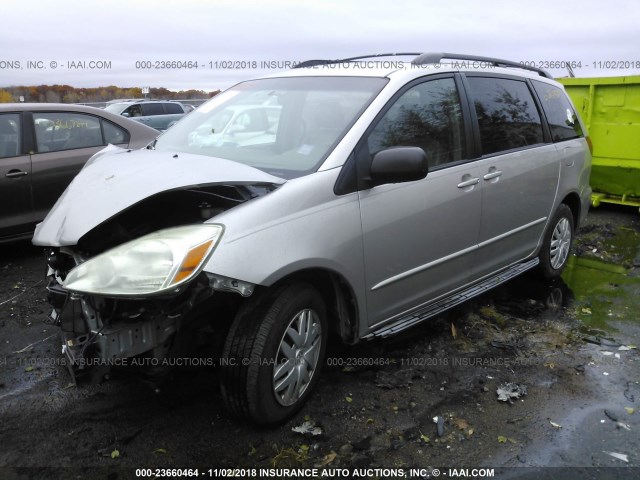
0;103;159;243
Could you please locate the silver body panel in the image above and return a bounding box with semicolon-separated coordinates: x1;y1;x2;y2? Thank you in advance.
34;62;593;345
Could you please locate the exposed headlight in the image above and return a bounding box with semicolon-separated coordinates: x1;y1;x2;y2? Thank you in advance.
63;224;223;296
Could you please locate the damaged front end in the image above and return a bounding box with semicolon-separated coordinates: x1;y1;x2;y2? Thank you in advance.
45;223;223;383
47;250;209;383
34;148;284;383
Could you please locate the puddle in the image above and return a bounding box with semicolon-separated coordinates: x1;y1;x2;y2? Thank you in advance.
563;223;640;332
480;223;640;335
562;255;640;331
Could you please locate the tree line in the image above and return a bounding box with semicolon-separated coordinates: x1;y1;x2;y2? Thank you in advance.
0;85;220;103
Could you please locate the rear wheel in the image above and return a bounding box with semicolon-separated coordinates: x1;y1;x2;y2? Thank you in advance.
220;282;327;424
538;204;574;279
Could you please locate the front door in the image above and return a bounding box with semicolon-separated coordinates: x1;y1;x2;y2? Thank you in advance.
357;76;482;329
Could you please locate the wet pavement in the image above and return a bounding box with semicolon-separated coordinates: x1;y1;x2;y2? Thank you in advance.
0;206;639;480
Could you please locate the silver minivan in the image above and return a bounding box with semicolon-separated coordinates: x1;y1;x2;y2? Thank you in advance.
33;53;592;423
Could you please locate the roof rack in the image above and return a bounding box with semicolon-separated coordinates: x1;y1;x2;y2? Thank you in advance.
294;51;553;79
294;53;422;69
411;52;553;79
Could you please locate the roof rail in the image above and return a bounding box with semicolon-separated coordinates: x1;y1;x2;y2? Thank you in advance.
411;52;553;79
294;53;422;69
295;52;553;79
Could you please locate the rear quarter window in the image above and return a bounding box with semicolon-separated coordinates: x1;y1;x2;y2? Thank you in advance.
532;80;584;142
102;120;129;144
164;103;184;114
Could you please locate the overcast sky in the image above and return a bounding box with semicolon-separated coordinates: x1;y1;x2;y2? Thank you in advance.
1;0;639;91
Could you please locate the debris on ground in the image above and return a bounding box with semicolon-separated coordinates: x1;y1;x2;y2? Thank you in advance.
618;345;636;351
374;368;419;388
549;421;562;429
603;451;629;463
496;383;527;403
292;421;323;436
433;416;445;437
604;409;619;422
583;336;621;347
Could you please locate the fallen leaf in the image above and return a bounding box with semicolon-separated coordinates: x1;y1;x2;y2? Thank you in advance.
24;366;34;372
315;451;337;467
111;450;120;459
581;307;592;314
453;418;470;431
299;444;309;453
467;428;474;436
550;421;562;429
153;448;167;454
451;322;457;339
365;418;374;425
420;431;430;443
345;396;353;403
498;436;507;443
624;407;635;415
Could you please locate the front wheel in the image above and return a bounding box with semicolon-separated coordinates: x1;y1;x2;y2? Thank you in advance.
220;282;327;424
538;204;574;279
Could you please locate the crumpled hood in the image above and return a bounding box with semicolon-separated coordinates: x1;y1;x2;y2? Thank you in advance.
32;146;285;246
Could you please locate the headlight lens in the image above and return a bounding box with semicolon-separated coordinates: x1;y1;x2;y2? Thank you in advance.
63;224;223;296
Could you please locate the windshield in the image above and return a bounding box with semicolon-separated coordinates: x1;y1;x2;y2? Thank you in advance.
104;103;129;114
154;77;387;179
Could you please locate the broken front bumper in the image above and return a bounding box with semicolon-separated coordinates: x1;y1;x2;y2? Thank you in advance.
48;280;191;383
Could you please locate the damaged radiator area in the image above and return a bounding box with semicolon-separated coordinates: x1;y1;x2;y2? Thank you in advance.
47;267;218;384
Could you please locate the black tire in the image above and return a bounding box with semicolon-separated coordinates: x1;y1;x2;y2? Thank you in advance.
538;204;574;279
219;282;327;424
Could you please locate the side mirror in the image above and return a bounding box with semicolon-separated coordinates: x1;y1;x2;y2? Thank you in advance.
370;147;428;186
121;112;130;118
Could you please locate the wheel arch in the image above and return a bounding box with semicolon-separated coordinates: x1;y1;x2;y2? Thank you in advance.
265;268;360;345
560;191;582;229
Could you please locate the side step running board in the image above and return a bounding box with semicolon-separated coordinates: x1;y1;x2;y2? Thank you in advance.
365;258;540;339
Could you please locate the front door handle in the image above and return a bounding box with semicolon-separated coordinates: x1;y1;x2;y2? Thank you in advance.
457;177;480;188
5;169;28;178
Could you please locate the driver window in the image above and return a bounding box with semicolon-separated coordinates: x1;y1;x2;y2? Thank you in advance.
367;78;467;168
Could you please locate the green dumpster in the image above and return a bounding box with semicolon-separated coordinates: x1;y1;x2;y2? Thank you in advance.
558;76;640;210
